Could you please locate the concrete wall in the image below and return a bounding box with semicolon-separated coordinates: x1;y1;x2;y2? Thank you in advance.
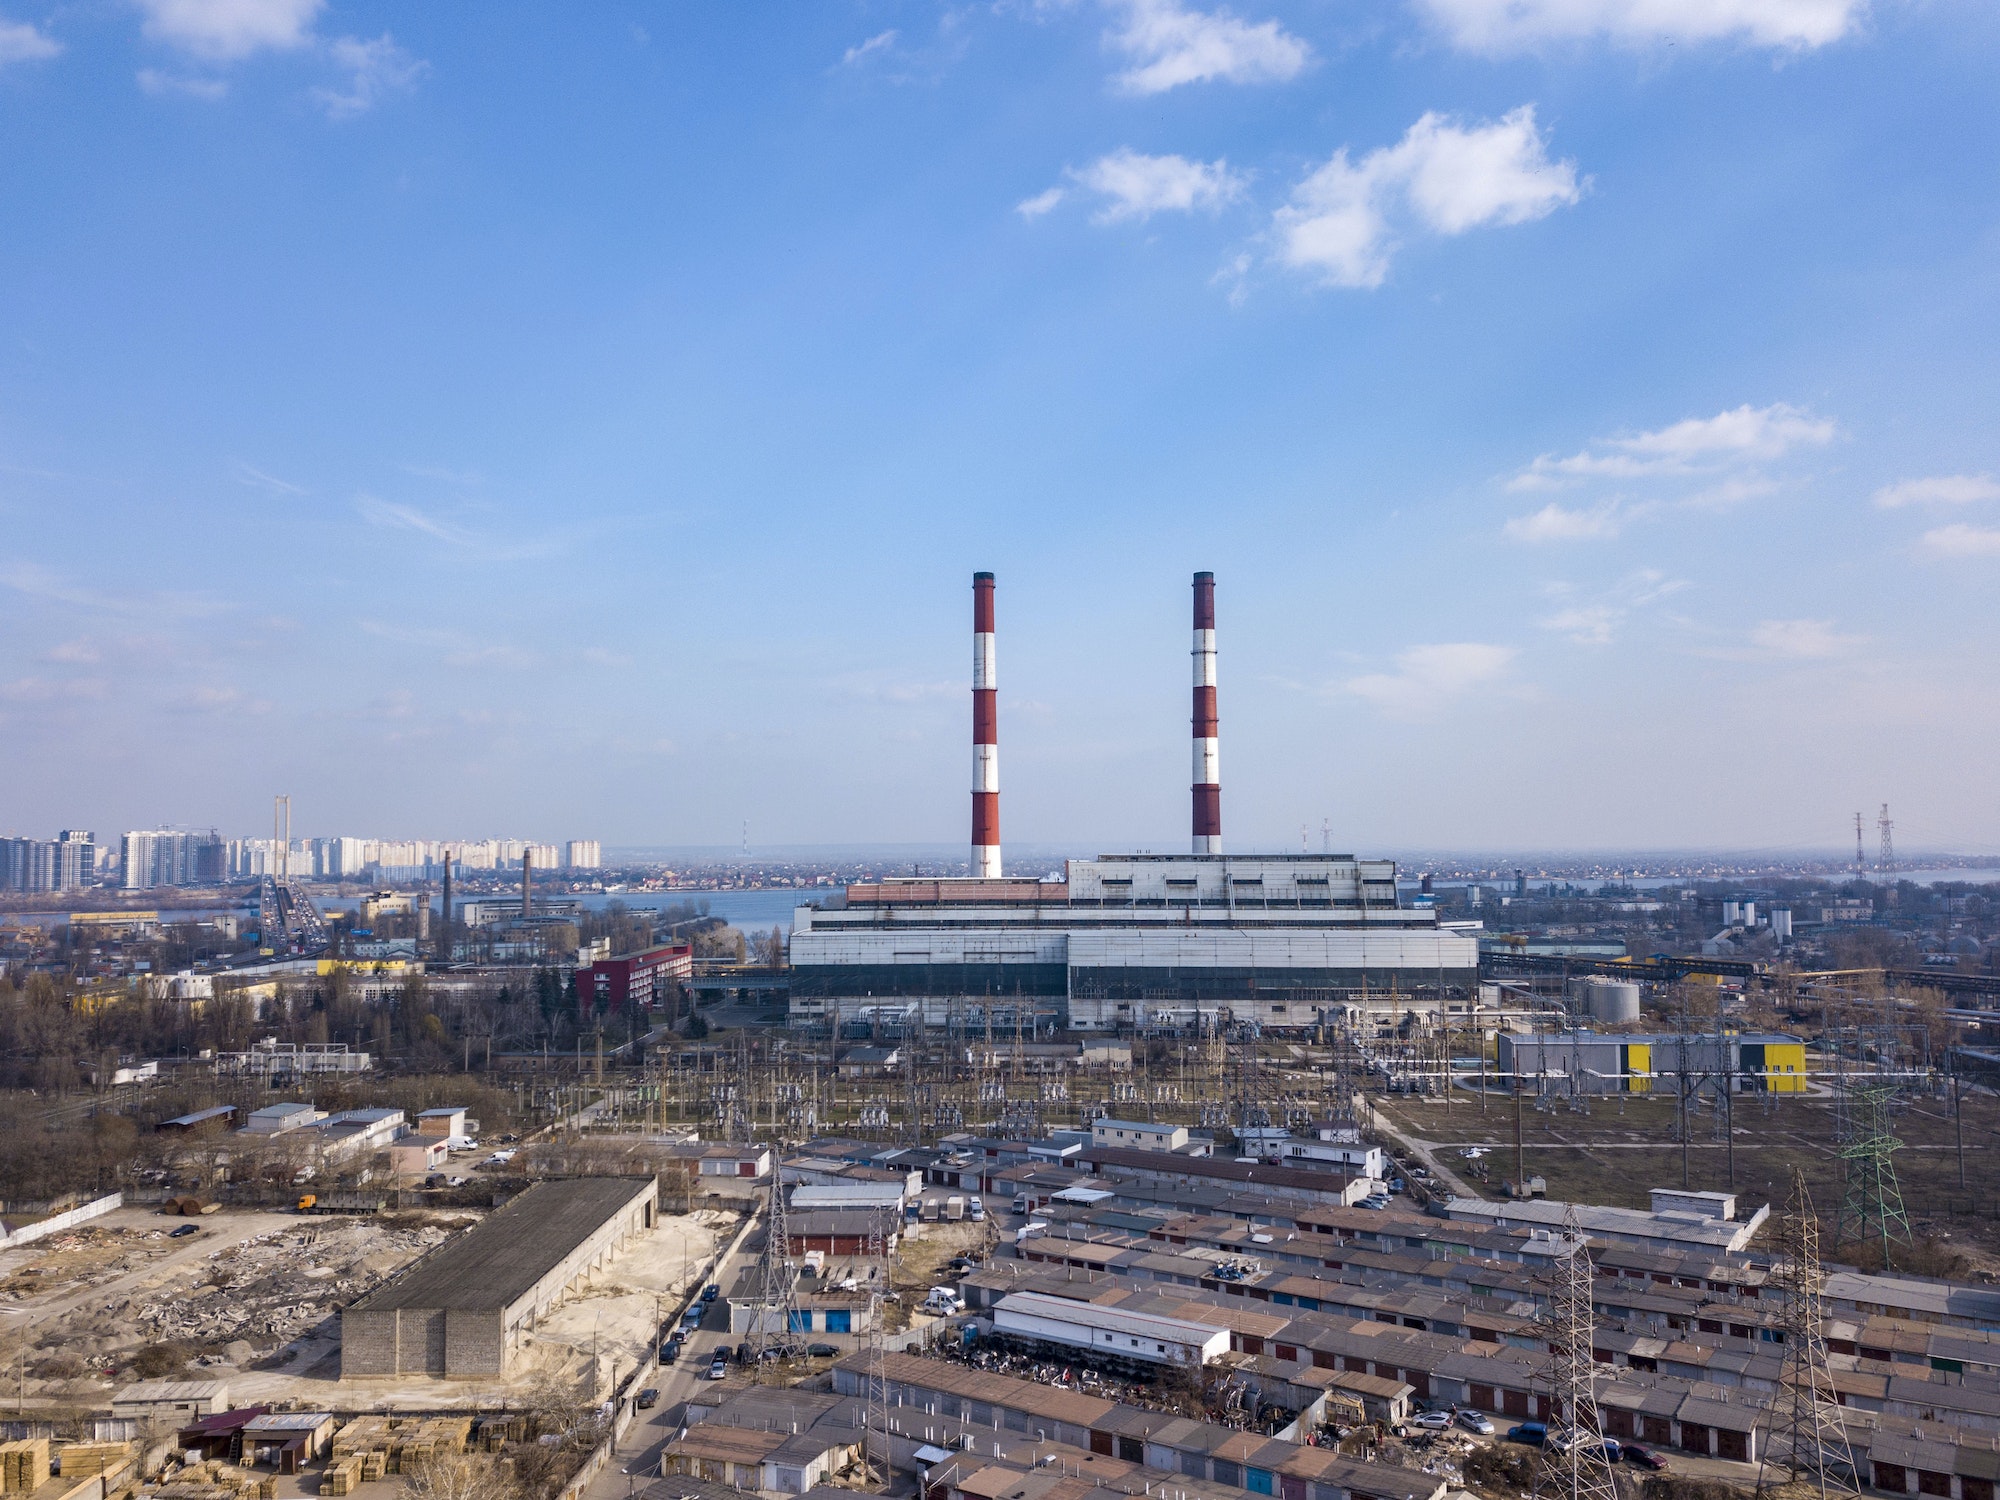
0;1193;121;1249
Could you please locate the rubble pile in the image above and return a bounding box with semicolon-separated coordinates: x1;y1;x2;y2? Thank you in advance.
110;1219;455;1358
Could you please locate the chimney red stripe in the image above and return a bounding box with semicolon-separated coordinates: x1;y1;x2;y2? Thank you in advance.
1193;786;1221;837
972;792;999;844
973;572;995;634
1192;685;1218;738
973;689;997;744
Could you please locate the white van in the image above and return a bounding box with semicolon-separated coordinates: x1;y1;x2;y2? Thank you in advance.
923;1287;962;1316
968;1195;986;1221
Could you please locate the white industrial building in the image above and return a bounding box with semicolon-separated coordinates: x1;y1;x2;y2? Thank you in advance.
788;854;1479;1034
990;1290;1231;1367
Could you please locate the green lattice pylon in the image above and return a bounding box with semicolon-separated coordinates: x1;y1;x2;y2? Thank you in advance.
1831;1085;1913;1269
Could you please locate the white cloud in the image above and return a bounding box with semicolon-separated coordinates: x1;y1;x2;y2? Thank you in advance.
1512;402;1836;488
1919;523;2000;559
137;67;227;97
841;29;897;66
1016;186;1067;219
311;33;424;118
1541;606;1618;645
1538;568;1687;642
1106;0;1310;94
1413;0;1865;53
1504;499;1620;541
0;18;60;63
1345;642;1516;718
1874;474;2000;508
1617;402;1835;462
46;639;101;664
1068;148;1246;224
1275;107;1580;288
231;459;305;494
358;495;469;546
1749;618;1862;658
135;0;322;61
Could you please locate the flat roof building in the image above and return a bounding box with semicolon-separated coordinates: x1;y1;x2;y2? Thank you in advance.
789;854;1479;1034
342;1176;657;1378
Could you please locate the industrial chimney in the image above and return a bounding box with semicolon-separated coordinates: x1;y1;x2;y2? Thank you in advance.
521;847;533;920
972;571;1001;878
439;852;453;964
1191;571;1220;855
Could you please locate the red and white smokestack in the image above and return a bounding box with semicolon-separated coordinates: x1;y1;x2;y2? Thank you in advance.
972;571;1001;878
1192;571;1221;855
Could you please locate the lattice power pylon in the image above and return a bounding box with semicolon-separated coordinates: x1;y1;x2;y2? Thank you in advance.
749;1171;802;1371
1832;1084;1913;1269
1530;1209;1620;1500
1757;1170;1860;1500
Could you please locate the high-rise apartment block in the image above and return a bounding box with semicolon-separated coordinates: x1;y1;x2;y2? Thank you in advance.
120;829;224;890
0;830;96;893
563;840;601;869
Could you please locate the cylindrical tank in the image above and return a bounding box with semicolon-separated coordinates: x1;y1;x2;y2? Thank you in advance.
1567;975;1641;1023
1588;979;1641;1023
1770;908;1793;942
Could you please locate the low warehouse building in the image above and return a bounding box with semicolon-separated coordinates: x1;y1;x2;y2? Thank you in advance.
341;1175;657;1378
992;1290;1230;1367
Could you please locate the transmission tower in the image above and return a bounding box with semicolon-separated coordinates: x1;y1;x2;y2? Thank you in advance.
1529;1209;1619;1500
749;1171;802;1369
1756;1170;1860;1500
1831;1085;1912;1269
1853;813;1865;875
1877;805;1894;874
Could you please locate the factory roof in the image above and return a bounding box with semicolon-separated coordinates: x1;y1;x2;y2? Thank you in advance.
348;1176;653;1314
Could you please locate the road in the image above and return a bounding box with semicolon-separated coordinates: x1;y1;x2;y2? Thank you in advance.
1353;1094;1481;1199
583;1215;766;1499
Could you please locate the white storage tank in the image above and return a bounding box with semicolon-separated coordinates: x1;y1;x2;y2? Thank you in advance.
1567;976;1641;1024
1588;979;1641;1023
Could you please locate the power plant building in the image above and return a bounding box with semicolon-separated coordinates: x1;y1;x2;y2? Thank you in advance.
788;854;1479;1033
1497;1029;1809;1096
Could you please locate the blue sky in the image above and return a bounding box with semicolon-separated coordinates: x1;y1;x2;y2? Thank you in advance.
3;0;1998;857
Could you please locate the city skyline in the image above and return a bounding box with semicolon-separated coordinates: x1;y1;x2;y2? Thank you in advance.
2;2;1997;852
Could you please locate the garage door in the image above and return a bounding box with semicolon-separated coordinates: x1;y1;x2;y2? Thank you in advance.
826;1310;851;1334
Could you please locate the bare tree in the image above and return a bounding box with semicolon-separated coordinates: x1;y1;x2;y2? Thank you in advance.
404;1450;518;1500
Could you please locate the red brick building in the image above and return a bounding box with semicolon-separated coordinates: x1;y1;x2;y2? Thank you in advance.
575;943;692;1013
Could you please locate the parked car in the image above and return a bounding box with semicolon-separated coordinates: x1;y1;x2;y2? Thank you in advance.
1456;1411;1496;1436
1622;1445;1666;1471
707;1351;729;1380
1506;1423;1548;1447
806;1343;839;1359
446;1176;467;1187
660;1338;682;1364
169;1224;198;1239
1412;1412;1453;1431
968;1196;986;1221
702;1283;720;1302
636;1388;659;1409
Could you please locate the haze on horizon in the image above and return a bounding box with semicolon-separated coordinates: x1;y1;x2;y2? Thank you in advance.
2;0;1997;856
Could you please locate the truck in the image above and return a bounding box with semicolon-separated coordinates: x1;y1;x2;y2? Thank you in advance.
300;1190;386;1215
944;1195;965;1222
923;1287;963;1316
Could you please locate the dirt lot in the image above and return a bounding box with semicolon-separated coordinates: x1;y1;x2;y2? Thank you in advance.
0;1203;732;1414
1372;1082;2000;1271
